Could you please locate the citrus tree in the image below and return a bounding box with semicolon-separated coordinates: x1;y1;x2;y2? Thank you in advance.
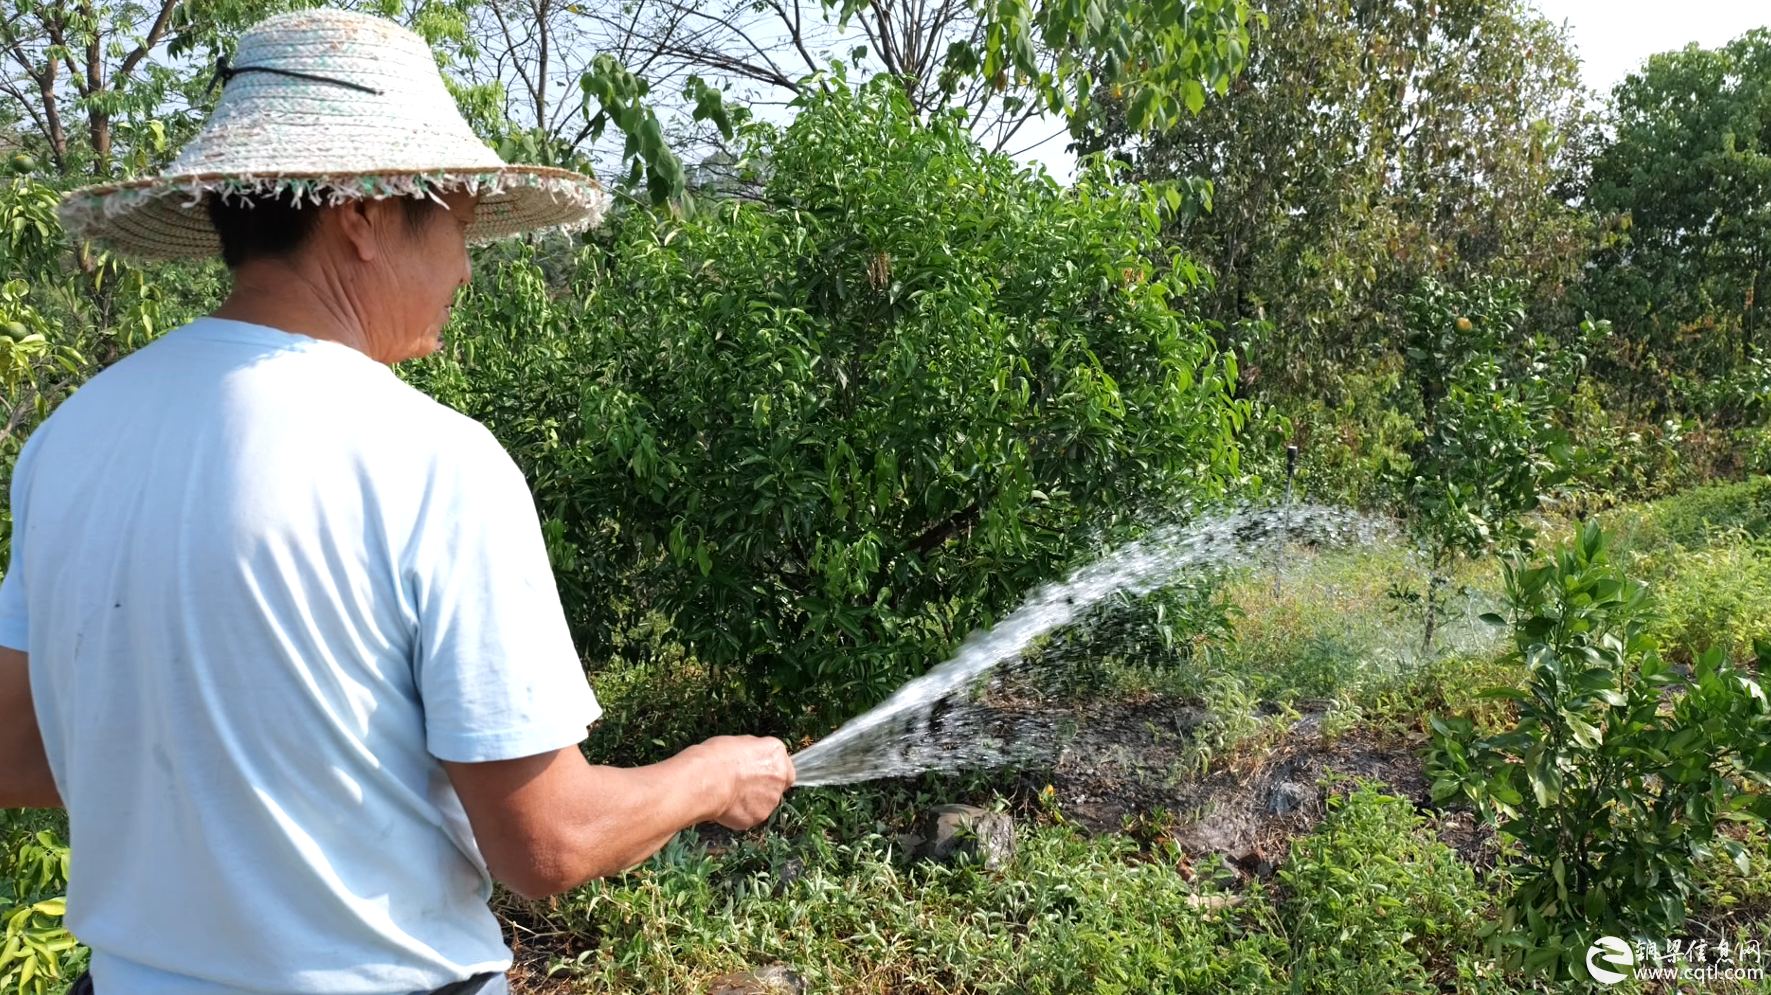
1427;524;1771;977
1381;279;1578;649
1073;0;1596;392
412;78;1250;725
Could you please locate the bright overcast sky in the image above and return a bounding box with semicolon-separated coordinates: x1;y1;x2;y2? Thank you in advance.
1014;0;1771;181
1540;0;1768;94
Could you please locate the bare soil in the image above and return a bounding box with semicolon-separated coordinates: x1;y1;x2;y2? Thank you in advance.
989;692;1494;876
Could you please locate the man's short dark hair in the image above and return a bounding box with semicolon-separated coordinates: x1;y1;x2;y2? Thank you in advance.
206;190;440;269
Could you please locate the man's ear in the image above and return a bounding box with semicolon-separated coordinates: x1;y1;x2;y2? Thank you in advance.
333;198;388;263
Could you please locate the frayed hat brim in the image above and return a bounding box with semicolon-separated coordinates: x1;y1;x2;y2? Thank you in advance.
59;167;606;260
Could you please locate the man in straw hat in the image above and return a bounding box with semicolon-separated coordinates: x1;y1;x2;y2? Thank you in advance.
0;9;793;994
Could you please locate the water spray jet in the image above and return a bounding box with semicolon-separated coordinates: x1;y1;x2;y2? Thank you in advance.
788;505;1382;788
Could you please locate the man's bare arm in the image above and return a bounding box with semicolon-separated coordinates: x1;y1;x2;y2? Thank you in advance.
0;647;61;809
443;735;792;899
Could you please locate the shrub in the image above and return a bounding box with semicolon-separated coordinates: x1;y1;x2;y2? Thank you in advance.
1267;366;1415;511
0;812;77;995
1281;784;1488;993
412;77;1248;727
1384;278;1577;651
1644;535;1771;663
1425;522;1771;979
1603;476;1771;553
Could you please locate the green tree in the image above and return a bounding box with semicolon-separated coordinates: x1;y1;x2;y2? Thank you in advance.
1385;279;1577;650
1584;29;1771;407
1427;524;1771;977
410;78;1249;723
1073;0;1596;402
0;0;189;178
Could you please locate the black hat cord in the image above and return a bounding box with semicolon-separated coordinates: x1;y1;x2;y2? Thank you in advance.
206;54;384;97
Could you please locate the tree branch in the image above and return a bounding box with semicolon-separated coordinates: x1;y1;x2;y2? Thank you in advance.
907;502;982;554
488;1;542;126
115;0;177;83
762;0;818;77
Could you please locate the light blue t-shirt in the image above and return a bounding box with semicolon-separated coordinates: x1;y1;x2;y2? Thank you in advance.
0;318;601;994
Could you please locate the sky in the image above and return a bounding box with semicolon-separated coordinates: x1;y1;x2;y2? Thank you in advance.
1540;0;1768;94
1012;0;1771;182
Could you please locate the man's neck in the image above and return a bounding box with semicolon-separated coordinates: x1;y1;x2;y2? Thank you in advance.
211;259;382;362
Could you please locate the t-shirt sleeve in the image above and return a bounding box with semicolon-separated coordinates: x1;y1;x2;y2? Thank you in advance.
0;433;40;651
408;424;600;763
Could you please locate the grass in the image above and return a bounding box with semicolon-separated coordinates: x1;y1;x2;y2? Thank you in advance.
1086;536;1517;763
511;784;1495;995
514;775;1771;994
1602;476;1771;553
1634;534;1771;662
1600;475;1771;663
7;479;1771;995
1280;785;1491;993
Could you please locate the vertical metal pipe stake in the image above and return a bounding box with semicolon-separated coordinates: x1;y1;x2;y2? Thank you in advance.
1274;445;1299;597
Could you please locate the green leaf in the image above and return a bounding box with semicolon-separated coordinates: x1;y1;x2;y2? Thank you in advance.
1181;80;1206;115
1126;86;1158;131
1560;710;1603;749
1721;840;1751;875
1528;757;1562;807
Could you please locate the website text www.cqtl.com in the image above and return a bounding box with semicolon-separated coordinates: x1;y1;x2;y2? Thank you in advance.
1632;965;1767;982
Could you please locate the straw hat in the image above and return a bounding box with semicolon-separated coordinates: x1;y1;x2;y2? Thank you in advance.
58;9;606;259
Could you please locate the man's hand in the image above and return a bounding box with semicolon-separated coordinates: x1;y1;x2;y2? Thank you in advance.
443;735;794;899
0;647;62;809
682;735;796;829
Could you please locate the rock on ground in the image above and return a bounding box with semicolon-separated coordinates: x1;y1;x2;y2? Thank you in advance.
707;964;806;995
917;803;1015;870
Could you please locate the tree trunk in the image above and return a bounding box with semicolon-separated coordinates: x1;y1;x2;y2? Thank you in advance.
37;63;67;171
1747;258;1765;362
87;107;110;176
82;0;108;177
532;0;549;134
1421;568;1442;654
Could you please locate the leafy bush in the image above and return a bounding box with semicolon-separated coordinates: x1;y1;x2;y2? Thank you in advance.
1603;476;1771;553
0;813;77;995
1559;381;1695;507
412;77;1249;726
1281;784;1488;993
1426;522;1771;978
1275;366;1415;510
1027;571;1241;703
1642;536;1771;663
